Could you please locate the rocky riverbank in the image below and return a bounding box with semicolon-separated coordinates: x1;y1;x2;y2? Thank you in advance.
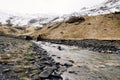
0;36;63;80
34;41;120;80
1;36;120;80
38;39;120;54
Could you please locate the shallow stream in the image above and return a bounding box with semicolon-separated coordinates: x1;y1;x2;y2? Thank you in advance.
34;41;120;80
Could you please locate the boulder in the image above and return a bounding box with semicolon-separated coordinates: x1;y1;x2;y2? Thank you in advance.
0;22;2;26
29;19;38;24
114;12;120;14
37;35;43;41
6;19;13;26
25;36;33;40
39;67;55;78
66;16;85;23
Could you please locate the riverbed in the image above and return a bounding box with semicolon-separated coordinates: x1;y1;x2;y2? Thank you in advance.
34;41;120;80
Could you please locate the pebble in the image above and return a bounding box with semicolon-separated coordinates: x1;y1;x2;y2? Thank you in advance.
64;63;73;68
68;60;74;63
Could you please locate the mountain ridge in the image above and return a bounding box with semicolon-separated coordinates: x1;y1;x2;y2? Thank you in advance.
0;0;120;27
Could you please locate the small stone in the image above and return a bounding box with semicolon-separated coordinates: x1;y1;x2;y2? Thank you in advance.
56;62;61;67
68;60;74;63
39;61;52;66
51;55;56;57
64;63;73;68
32;75;39;80
30;61;35;64
58;46;63;51
1;54;11;59
57;57;61;59
68;71;75;74
21;77;30;80
99;65;105;68
39;70;52;78
38;65;45;69
2;68;11;73
14;66;25;73
39;57;48;61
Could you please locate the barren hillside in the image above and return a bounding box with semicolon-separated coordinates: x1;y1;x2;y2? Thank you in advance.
0;12;120;40
33;13;120;40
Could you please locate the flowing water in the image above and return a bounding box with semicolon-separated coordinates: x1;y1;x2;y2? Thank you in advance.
34;41;120;80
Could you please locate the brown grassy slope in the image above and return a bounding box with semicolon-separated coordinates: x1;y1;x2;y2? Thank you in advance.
33;13;120;40
0;26;19;36
0;26;38;37
0;13;120;40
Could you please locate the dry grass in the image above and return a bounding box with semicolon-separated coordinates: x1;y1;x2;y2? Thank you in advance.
0;26;37;38
33;13;120;40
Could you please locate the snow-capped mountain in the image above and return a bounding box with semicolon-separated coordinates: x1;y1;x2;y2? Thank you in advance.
0;12;60;27
0;0;120;27
69;0;120;16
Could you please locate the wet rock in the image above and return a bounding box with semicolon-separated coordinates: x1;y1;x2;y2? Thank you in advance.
68;71;76;74
39;57;51;61
52;71;61;76
39;57;48;61
39;67;54;78
58;46;63;51
43;50;47;53
57;57;61;59
66;16;85;23
39;61;52;66
51;55;56;57
56;62;60;67
35;64;45;69
25;36;33;40
49;75;63;80
68;60;74;63
63;63;73;68
30;61;35;64
32;75;39;80
58;65;67;73
37;35;43;41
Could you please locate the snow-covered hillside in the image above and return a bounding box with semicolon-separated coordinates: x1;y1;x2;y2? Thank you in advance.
0;0;120;27
0;12;60;27
69;0;120;16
